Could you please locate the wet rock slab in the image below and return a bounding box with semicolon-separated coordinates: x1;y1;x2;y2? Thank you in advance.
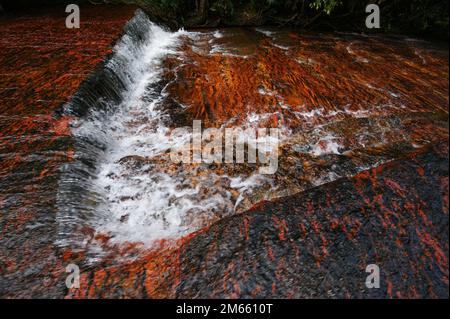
65;142;449;298
176;142;449;298
0;5;137;298
0;8;448;299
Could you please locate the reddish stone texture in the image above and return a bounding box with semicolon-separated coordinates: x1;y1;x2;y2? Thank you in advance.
63;142;448;299
167;30;448;129
1;7;448;299
0;5;136;298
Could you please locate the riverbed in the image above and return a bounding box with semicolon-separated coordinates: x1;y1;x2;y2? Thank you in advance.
0;6;448;298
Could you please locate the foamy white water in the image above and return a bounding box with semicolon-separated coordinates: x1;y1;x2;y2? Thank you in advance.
60;12;271;250
56;12;404;256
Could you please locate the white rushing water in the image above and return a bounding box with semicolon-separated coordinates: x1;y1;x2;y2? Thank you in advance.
75;20;191;246
57;11;404;256
58;11;269;253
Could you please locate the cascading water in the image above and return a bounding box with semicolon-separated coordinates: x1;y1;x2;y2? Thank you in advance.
56;10;449;263
2;5;448;299
56;11;270;257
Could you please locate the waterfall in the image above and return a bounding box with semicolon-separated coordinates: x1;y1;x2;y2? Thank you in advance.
56;10;190;255
56;10;266;259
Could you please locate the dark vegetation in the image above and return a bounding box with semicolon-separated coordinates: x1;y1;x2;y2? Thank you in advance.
0;0;448;40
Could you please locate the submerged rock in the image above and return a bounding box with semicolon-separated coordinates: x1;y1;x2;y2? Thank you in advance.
65;141;449;298
1;8;448;299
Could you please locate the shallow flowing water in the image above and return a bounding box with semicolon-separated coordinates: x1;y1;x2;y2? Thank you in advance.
1;8;448;298
55;10;448;262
